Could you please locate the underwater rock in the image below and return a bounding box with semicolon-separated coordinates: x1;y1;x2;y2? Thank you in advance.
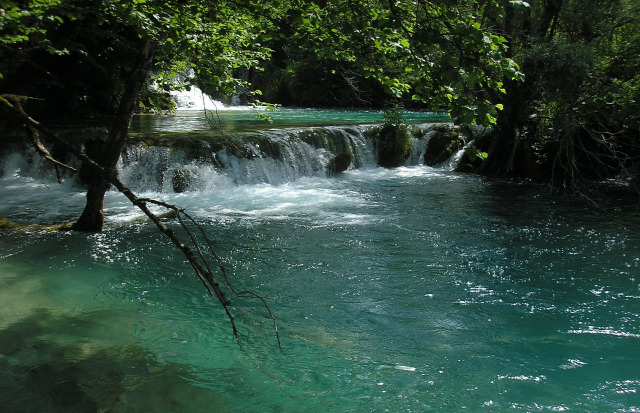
455;162;477;173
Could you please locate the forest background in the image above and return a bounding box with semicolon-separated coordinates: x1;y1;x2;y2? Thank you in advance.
1;0;639;210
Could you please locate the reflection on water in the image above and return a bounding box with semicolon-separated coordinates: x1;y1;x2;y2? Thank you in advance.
1;142;640;411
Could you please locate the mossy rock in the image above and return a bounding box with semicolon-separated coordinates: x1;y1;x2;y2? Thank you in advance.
172;169;192;193
376;124;412;168
454;162;477;173
127;131;284;161
424;127;466;166
327;152;352;174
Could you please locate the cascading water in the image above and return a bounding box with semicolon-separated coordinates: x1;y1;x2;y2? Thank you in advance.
170;84;251;111
116;124;442;192
0;119;457;195
0;118;446;193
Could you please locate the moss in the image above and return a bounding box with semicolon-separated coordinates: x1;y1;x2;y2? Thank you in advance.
424;126;467;166
49;222;78;231
126;130;290;162
0;215;79;231
376;124;412;167
0;215;23;230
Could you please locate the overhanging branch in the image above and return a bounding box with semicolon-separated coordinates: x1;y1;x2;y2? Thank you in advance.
0;93;283;351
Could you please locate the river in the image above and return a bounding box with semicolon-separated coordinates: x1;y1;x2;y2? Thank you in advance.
1;108;639;412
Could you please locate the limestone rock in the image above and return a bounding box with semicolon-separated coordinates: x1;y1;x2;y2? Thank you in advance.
424;126;466;166
327;152;352;174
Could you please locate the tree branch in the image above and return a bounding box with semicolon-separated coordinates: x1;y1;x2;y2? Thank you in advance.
0;94;283;350
1;95;77;182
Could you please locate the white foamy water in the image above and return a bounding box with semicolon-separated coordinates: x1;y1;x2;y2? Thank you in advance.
170;86;254;111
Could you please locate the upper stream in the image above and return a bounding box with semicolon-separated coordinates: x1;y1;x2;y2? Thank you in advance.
0;108;639;412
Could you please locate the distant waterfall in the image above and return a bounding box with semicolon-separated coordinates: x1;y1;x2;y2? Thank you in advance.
170;87;227;111
170;85;253;111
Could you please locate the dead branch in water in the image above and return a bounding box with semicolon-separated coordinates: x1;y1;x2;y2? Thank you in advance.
0;94;283;351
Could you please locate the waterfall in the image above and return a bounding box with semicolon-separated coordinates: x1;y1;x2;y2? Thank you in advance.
170;85;255;111
160;67;233;111
117;125;384;192
0;122;456;193
170;87;228;111
0;142;81;183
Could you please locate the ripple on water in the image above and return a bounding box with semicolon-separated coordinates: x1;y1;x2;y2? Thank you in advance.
1;163;640;412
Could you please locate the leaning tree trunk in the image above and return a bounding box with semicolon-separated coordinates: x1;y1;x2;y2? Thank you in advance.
73;40;156;232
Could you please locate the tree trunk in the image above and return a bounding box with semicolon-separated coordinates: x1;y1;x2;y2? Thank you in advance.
73;40;156;232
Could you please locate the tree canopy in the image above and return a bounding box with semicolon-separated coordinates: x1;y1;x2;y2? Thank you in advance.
0;0;276;116
1;0;639;198
472;0;640;192
1;0;523;122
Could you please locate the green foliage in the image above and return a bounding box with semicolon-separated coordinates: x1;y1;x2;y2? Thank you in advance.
137;87;176;114
0;0;69;81
383;104;405;127
248;0;523;121
487;0;640;187
349;0;524;125
465;145;488;162
0;0;66;48
1;0;527;124
0;0;280;117
248;100;279;123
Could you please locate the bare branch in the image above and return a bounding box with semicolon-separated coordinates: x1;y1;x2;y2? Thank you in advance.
0;95;78;182
0;95;283;350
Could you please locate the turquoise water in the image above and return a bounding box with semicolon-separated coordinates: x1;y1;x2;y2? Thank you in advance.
129;108;449;134
1;113;640;412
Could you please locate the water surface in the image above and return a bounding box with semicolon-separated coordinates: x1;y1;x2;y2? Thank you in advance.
129;108;449;135
1;113;639;412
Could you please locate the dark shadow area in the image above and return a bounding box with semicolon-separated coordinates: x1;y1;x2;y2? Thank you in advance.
0;309;229;412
